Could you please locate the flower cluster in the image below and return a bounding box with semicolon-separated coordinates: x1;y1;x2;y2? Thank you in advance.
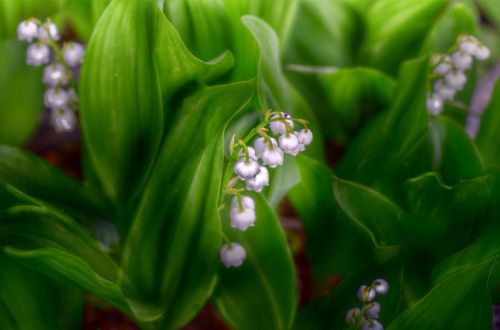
18;18;85;133
219;111;313;268
345;278;389;330
426;35;490;116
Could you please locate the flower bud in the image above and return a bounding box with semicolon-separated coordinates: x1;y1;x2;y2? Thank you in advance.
50;107;77;133
62;42;85;67
279;133;299;154
345;307;361;326
365;301;381;319
261;145;284;168
445;70;467;90
26;43;50;66
230;207;256;231
254;137;277;158
458;35;478;55
426;93;443;116
433;56;452;75
297;128;313;145
372;278;389;296
234;157;260;180
245;166;269;192
357;285;376;303
450;51;472;70
359;319;383;330
38;22;59;42
220;243;246;267
17;19;38;42
44;88;69;109
270;112;294;135
433;80;456;101
231;195;255;211
474;44;490;60
43;62;68;87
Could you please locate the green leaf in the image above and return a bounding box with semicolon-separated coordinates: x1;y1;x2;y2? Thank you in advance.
0;254;83;330
318;67;396;140
476;80;500;168
80;0;163;206
0;145;111;218
387;258;495;330
404;172;494;259
359;0;448;75
122;81;254;329
215;193;297;330
289;155;408;275
0;40;43;146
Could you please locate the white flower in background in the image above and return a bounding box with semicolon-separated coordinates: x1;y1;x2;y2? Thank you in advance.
245;166;269;192
297;128;313;145
345;307;361;326
450;51;472;70
43;62;67;87
234;157;260;180
445;70;466;90
365;302;381;319
357;285;376;303
62;42;85;67
230;195;255;210
17;19;38;42
433;56;452;75
50;107;77;133
371;278;390;296
220;243;247;268
433;79;456;101
38;22;59;42
238;146;256;160
359;319;384;330
279;133;299;154
261;144;284;168
44;88;69;109
26;43;50;66
458;35;478;55
269;112;294;135
426;93;443;116
474;44;490;60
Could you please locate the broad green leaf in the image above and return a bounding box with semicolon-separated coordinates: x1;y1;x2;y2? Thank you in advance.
387;258;495;330
80;0;163;207
0;254;83;330
122;81;254;329
0;145;111;218
0;40;43;146
289;155;408;275
476;80;500;168
215;193;297;330
359;0;448;75
318;67;395;140
404;172;494;259
420;3;477;54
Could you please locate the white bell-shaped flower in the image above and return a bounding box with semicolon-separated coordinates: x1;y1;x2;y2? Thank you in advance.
433;56;452;75
26;43;50;66
254;137;277;158
474;44;490;60
450;51;472;70
365;301;381;319
44;88;69;109
245;166;269;192
279;133;299;154
433;79;456;101
238;146;256;160
231;195;255;211
230;207;256;231
220;243;246;268
357;285;376;303
345;307;361;326
38;22;59;42
359;319;383;330
372;278;389;296
62;42;85;67
426;93;443;116
261;145;284;168
234;157;259;180
444;70;466;90
270;112;294;135
297;128;313;145
50;107;77;133
43;62;67;87
17;19;38;42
